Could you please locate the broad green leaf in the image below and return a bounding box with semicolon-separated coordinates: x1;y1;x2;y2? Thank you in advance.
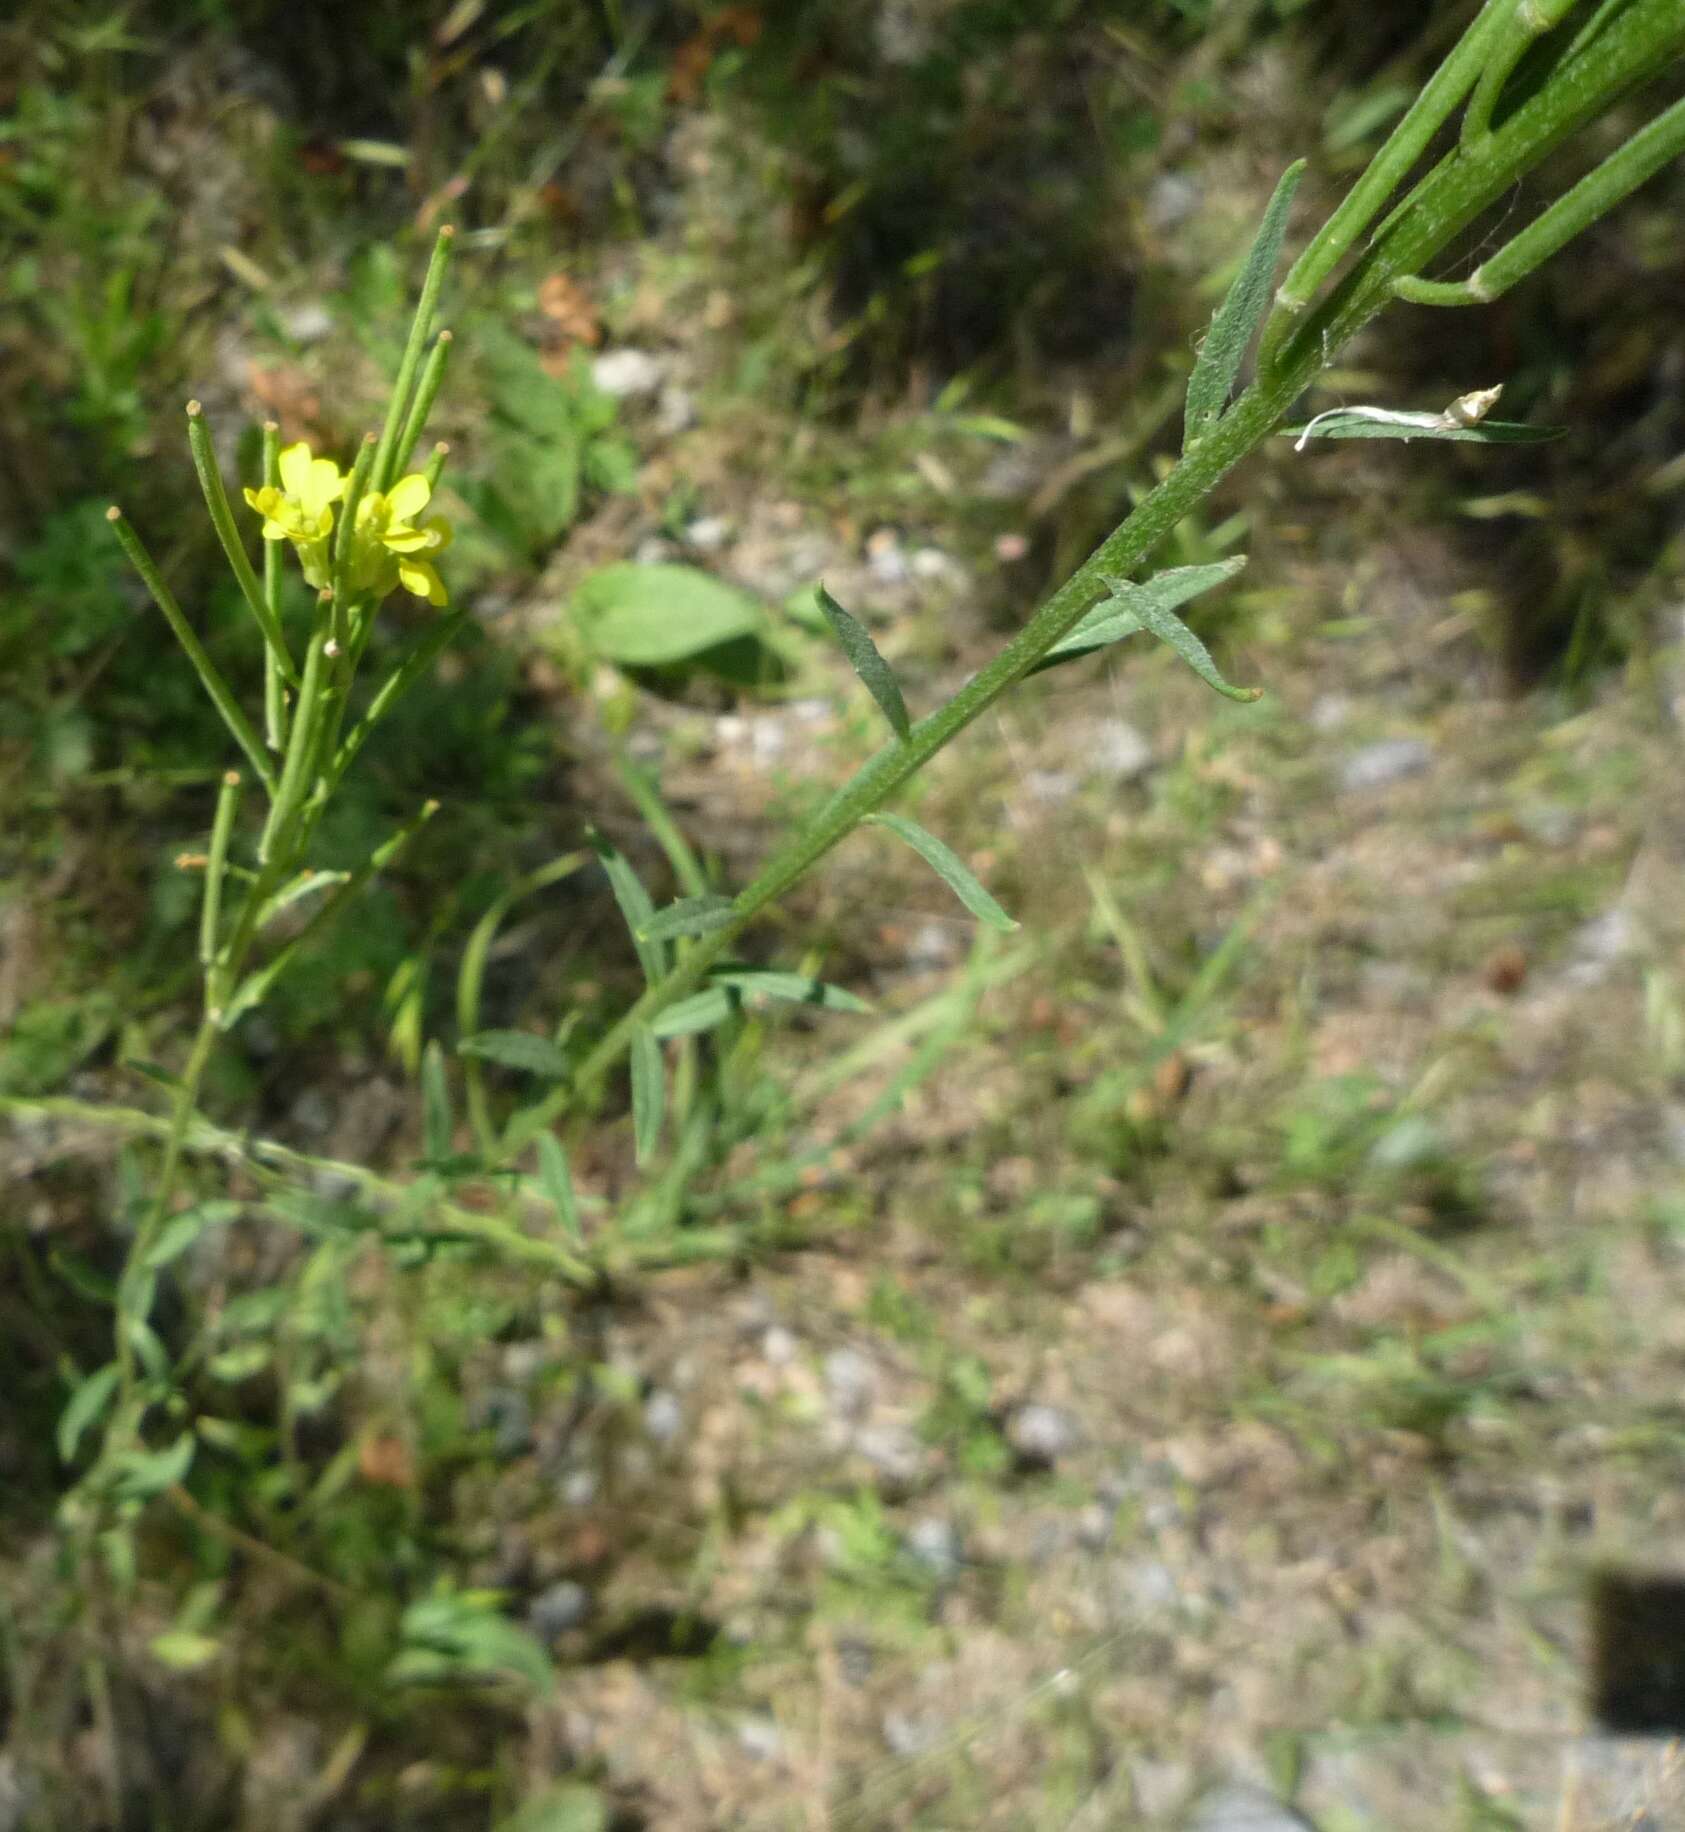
1184;160;1306;448
536;1133;582;1242
815;584;910;740
630;1026;664;1165
392;1591;555;1698
1280;412;1564;444
573;563;761;666
652;971;872;1039
58;1362;121;1463
111;1431;196;1502
869;814;1018;933
638;895;736;943
141;1200;242;1270
458;1030;570;1079
593;834;664;982
422;1040;453;1163
1034;559;1246;675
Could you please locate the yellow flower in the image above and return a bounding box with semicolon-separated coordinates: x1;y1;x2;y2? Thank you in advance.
351;471;453;607
242;442;346;588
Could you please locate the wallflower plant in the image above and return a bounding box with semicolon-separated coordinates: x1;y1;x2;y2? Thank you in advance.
45;0;1685;1538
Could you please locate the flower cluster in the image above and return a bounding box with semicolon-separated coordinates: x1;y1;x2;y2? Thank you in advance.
244;442;452;606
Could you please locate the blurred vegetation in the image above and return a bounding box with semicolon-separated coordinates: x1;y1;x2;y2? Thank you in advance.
3;2;1684;1827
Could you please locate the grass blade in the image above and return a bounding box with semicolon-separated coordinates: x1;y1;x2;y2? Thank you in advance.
1184;160;1306;449
868;813;1018;933
815;583;911;740
630;1025;664;1164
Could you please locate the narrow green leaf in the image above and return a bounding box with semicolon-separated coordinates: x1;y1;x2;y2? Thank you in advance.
869;813;1018;933
638;895;736;944
58;1363;121;1463
592;834;664;981
1033;559;1246;675
423;1040;453;1162
630;1026;664;1165
1280;412;1565;444
650;970;872;1039
459;1030;571;1079
142;1200;243;1270
536;1133;582;1242
1128;577;1261;703
110;1431;197;1502
814;584;911;739
650;988;735;1039
1184;160;1306;449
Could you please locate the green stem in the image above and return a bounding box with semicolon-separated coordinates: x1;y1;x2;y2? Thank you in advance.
114;1017;217;1401
259;614;330;865
1462;0;1583;148
1269;0;1520;323
186;404;299;686
106;509;277;795
372;227;455;493
1399;86;1685;303
199;770;242;968
261;422;287;752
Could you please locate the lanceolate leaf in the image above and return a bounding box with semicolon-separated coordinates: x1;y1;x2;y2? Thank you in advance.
638;895;736;943
423;1040;454;1162
1184;159;1306;449
630;1026;664;1165
869;813;1018;933
536;1132;582;1241
592;834;664;982
650;970;873;1039
815;584;911;740
1132;581;1261;703
58;1363;121;1464
459;1030;571;1079
1034;558;1247;675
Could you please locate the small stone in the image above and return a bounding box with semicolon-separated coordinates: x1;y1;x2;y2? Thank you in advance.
1091;720;1154;781
1339;737;1432;793
1124;1560;1179;1610
907;921;961;968
684;515;730;552
288;1088;334;1139
1146;171;1202;230
855;1423;924;1485
823;1348;877;1420
865;527;908;585
762;1324;798;1366
559;1468;598;1507
737;1716;783;1763
279;301;334;344
1188;1784;1314;1832
643;1389;683;1444
904;1516;964;1580
634;535;677;565
881;1710;943;1757
909;546;957;582
527;1580;592;1642
472;1388;533;1459
1024;769;1076;802
592;348;665;399
1006;1403;1082;1466
1308;692;1353;733
656;383;697;435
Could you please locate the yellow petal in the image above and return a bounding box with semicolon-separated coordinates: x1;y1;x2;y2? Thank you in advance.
386;473;431;521
260;520;291;541
302;457;346;515
398;557;447;606
277;442;315;497
380;525;434;552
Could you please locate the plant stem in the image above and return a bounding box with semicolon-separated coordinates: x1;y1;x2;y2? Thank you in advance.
114;1016;217;1400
